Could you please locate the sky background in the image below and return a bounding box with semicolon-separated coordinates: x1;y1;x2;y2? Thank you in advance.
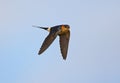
0;0;120;83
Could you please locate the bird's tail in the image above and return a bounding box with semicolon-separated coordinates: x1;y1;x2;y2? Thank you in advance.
32;25;48;30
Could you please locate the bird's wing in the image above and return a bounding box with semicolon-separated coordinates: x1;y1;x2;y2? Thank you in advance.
59;30;70;60
38;31;59;55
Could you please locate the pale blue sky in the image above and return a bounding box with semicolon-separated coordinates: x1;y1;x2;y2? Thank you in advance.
0;0;120;83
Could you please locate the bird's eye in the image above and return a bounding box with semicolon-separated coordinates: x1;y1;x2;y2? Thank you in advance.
64;26;67;28
65;25;69;28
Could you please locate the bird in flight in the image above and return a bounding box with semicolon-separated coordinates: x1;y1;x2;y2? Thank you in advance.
33;24;70;60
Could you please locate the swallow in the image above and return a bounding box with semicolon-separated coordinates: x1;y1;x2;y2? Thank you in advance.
33;24;70;60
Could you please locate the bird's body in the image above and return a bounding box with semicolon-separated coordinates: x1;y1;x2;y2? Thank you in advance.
33;24;70;60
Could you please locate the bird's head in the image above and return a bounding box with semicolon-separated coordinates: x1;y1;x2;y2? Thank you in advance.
63;25;70;29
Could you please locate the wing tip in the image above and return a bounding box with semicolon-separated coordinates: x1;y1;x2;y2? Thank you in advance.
38;50;42;55
63;58;67;60
38;53;41;55
62;55;67;60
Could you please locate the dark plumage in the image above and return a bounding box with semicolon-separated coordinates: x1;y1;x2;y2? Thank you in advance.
33;24;70;60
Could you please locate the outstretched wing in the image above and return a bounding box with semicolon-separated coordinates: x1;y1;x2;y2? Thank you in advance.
38;33;57;55
38;28;59;55
59;30;70;60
